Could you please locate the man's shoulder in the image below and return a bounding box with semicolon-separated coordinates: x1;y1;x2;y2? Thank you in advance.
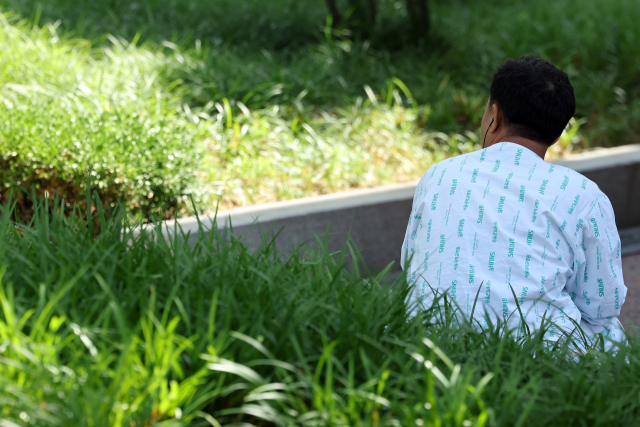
547;161;603;193
547;161;610;215
424;151;482;174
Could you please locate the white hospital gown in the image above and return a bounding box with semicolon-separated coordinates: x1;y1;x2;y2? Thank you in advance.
401;142;628;351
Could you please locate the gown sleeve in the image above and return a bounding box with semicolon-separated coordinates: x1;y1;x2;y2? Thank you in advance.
564;193;627;329
401;174;428;271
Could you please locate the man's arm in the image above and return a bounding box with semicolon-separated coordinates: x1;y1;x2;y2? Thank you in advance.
564;194;627;328
400;176;427;270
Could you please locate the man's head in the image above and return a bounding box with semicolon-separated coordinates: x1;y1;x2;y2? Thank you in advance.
481;56;576;149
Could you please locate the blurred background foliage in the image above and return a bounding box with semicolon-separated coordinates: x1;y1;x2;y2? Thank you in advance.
0;0;639;219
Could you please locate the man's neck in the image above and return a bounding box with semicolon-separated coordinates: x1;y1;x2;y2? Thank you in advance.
496;136;549;159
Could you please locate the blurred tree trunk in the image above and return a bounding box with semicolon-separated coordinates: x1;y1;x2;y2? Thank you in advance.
417;0;430;35
325;0;429;40
326;0;342;26
406;0;430;36
367;0;377;25
326;0;376;29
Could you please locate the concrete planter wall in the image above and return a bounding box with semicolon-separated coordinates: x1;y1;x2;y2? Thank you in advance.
163;144;640;273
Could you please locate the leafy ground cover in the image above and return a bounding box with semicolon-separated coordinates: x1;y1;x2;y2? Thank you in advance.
0;0;639;219
0;195;639;426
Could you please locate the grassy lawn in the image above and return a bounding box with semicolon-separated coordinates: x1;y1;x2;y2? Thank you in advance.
0;195;639;426
1;0;639;218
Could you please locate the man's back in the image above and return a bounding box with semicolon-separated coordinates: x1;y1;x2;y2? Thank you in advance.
401;142;627;345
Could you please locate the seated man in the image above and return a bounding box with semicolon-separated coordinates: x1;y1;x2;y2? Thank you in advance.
401;56;627;350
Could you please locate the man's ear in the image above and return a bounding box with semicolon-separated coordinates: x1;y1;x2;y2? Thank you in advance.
490;103;504;133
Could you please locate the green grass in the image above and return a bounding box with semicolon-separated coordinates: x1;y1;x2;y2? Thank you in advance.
1;0;640;218
0;195;639;426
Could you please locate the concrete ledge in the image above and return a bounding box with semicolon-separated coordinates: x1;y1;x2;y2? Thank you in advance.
556;145;640;229
621;226;640;257
163;144;640;272
553;144;640;172
172;181;418;235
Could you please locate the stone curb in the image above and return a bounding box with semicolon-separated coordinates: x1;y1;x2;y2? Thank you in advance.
170;181;418;233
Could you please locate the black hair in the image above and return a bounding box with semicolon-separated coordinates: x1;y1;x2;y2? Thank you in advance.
489;56;576;145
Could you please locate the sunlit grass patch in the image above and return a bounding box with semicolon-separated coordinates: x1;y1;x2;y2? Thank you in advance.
197;99;481;209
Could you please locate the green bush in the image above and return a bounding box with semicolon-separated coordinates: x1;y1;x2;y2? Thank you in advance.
0;16;201;221
0;195;638;426
1;103;200;220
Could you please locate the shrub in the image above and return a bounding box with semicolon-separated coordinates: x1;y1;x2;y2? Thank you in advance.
0;16;201;221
